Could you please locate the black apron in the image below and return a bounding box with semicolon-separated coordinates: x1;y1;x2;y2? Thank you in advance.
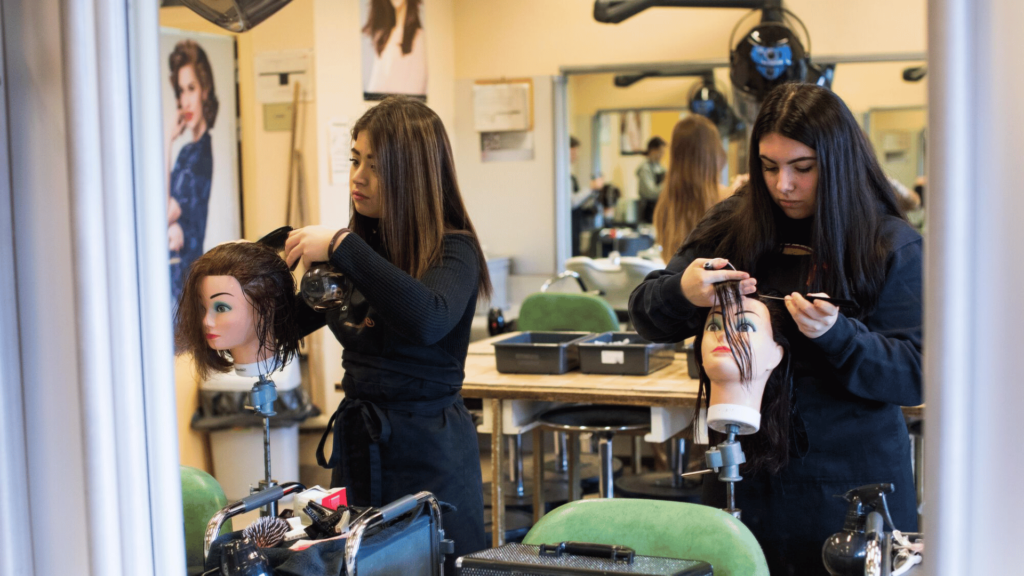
315;285;485;570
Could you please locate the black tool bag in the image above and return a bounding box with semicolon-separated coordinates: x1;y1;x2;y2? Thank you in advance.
456;542;713;576
204;491;451;576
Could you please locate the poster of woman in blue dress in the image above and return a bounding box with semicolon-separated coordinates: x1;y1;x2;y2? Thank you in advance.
161;30;241;311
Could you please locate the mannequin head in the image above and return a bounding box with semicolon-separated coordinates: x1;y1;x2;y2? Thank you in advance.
694;280;794;474
174;242;300;380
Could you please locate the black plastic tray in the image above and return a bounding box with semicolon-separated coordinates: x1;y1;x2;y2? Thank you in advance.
578;332;675;376
492;332;593;374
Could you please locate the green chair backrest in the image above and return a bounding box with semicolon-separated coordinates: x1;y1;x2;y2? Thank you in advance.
517;292;619;333
181;465;232;571
523;498;769;576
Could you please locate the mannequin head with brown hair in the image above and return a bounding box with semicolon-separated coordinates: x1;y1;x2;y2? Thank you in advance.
694;280;794;474
174;242;300;380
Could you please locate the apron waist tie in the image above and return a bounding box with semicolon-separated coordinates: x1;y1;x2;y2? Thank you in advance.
316;393;460;507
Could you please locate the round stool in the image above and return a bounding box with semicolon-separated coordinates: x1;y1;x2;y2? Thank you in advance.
481;480;570;510
484;506;533;543
614;438;702;502
537;405;650;498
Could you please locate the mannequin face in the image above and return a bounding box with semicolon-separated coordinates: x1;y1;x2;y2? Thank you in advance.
702;296;784;406
200;275;259;362
350;130;382;219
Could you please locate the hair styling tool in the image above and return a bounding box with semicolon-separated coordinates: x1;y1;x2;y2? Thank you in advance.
757;293;860;312
242;516;289;548
822;483;899;576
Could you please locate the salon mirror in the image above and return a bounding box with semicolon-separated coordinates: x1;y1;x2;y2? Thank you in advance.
563;57;927;257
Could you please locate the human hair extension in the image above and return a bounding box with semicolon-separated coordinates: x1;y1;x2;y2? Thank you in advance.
714;280;753;383
363;0;423;57
350;96;492;298
693;282;794;475
169;40;220;129
682;83;904;318
174;242;301;381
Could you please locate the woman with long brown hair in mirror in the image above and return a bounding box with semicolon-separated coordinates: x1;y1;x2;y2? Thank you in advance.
285;96;490;568
652;115;725;263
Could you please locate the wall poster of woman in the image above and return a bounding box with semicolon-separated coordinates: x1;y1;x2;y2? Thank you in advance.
361;0;428;101
160;29;241;313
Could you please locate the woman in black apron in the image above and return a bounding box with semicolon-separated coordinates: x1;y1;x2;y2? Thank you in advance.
285;96;491;569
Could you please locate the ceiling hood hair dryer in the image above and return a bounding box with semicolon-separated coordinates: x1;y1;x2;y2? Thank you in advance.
173;0;293;32
688;75;745;138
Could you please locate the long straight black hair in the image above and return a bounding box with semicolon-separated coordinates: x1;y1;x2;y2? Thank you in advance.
685;83;904;316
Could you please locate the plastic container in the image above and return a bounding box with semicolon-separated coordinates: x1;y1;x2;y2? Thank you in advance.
578;332;675;375
492;331;593;374
674;338;700;379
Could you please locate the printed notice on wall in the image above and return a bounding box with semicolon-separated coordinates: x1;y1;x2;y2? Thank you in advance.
473;81;532;132
480;131;534;162
328;118;351;185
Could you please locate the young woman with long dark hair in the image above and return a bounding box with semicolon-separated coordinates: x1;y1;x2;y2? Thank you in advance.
629;83;921;575
285;96;490;568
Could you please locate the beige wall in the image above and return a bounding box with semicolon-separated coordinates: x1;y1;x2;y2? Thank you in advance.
451;0;927;274
453;0;927;78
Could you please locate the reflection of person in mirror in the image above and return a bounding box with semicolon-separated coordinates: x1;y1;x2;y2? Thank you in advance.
167;39;218;304
630;83;921;575
364;0;427;96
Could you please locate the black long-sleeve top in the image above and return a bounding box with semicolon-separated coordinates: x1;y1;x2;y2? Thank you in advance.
629;197;922;574
295;226;481;399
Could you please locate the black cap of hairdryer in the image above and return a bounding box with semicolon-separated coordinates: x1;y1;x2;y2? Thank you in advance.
821;483;896;576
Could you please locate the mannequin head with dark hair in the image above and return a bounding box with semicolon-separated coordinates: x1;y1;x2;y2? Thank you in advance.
174;242;300;380
694;281;794;474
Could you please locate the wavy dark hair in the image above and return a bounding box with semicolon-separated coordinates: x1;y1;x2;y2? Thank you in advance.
683;83;904;318
694;281;793;475
169;40;219;129
363;0;423;56
350;96;492;298
174;242;301;381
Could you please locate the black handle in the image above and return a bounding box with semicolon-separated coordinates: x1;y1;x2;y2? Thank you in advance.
804;294;860;310
539;541;635;564
378;494;420;522
240;486;284;512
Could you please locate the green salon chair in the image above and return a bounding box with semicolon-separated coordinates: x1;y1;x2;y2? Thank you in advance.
523;499;769;576
181;465;232;574
516;292;619;334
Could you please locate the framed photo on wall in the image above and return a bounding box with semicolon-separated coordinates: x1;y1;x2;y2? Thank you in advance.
360;0;428;101
619;110;652;155
159;28;242;314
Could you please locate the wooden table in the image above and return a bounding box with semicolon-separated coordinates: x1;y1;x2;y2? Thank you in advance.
461;333;702;547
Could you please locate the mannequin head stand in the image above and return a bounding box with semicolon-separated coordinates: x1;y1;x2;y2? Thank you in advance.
690;280;793;519
175;241;301;516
